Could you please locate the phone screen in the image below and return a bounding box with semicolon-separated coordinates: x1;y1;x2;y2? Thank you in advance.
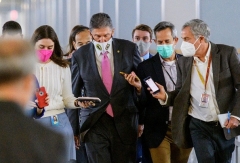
145;78;159;93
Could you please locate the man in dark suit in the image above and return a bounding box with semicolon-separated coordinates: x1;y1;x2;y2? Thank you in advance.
151;19;240;163
132;24;153;163
70;13;142;163
0;39;67;163
137;21;191;163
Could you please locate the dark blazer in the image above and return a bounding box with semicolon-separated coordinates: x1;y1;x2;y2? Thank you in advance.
0;101;67;163
137;53;181;148
70;38;142;144
166;42;240;148
138;53;153;125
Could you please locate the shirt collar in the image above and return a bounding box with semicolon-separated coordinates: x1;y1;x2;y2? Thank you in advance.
194;42;211;63
93;38;113;56
160;55;176;66
142;52;150;60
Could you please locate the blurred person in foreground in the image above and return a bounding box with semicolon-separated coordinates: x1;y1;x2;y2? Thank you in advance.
0;39;67;163
1;20;47;119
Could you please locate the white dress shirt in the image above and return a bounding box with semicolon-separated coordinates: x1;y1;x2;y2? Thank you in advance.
160;57;177;121
93;39;114;77
188;43;220;121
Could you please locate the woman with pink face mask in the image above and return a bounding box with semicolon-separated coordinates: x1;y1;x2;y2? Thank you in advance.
31;25;80;161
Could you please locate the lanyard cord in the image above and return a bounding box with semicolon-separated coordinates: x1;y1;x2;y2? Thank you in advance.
194;54;212;91
161;64;176;86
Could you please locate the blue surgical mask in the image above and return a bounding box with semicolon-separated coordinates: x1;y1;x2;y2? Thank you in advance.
157;44;174;59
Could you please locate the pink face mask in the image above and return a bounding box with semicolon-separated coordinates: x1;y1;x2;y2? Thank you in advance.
36;49;53;62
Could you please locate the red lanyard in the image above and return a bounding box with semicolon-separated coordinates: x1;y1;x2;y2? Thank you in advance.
195;54;212;91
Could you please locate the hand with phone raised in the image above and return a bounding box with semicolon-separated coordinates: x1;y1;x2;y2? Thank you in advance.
35;87;49;109
120;71;142;93
144;77;167;101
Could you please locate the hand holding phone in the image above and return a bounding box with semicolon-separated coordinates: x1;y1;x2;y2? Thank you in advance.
36;87;49;109
77;97;101;103
119;71;140;82
144;76;160;94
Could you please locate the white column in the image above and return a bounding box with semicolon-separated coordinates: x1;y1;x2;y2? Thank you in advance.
163;0;200;48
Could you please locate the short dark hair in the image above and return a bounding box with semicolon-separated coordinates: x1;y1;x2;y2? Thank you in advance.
132;24;153;40
31;25;68;68
2;21;22;35
89;13;113;31
66;25;89;55
153;21;177;38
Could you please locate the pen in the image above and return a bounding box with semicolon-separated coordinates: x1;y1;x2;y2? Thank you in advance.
228;111;231;134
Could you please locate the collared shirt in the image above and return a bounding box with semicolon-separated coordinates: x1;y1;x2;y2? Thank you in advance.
141;52;150;61
188;43;220;121
93;39;114;77
160;57;177;121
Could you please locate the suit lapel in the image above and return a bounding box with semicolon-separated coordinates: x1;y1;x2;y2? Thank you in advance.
183;57;193;91
152;54;167;89
210;42;220;95
87;43;109;94
111;38;122;95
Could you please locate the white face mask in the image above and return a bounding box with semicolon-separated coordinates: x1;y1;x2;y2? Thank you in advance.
93;38;112;53
135;40;151;56
180;37;201;57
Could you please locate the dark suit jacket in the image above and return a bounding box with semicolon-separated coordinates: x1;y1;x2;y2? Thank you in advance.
166;42;240;148
70;38;142;144
0;101;67;163
138;53;153;125
137;53;181;148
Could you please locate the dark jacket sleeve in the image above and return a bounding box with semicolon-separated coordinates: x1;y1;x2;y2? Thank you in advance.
132;44;146;124
135;62;148;125
229;47;240;117
67;53;84;136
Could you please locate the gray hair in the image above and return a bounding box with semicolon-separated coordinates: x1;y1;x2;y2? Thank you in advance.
89;13;113;31
0;39;36;85
154;21;177;39
182;19;210;42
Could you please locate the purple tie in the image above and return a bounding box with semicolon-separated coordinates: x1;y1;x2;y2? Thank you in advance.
101;51;114;117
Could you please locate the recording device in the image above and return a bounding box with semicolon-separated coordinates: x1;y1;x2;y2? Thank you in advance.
77;97;101;103
144;76;160;94
35;87;48;108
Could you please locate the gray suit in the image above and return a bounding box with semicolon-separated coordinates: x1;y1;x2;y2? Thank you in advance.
166;42;240;148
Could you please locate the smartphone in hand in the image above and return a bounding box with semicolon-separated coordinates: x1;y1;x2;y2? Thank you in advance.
36;87;48;108
119;71;140;82
144;76;160;94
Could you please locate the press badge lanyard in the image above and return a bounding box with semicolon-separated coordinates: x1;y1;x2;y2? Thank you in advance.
195;54;212;108
195;54;212;92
